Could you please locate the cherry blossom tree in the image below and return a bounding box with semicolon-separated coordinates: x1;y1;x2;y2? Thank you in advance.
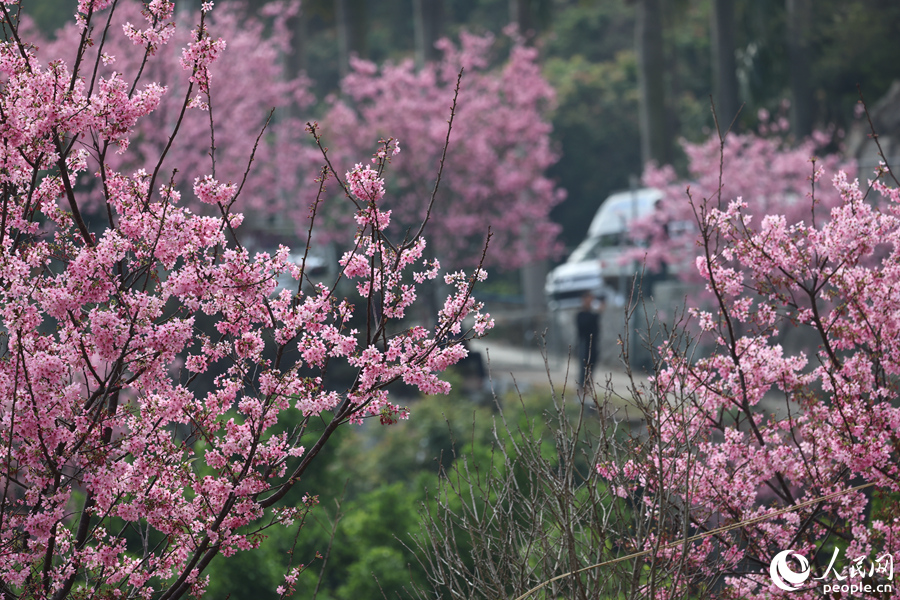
0;1;491;598
598;135;900;598
34;0;313;232
311;29;565;269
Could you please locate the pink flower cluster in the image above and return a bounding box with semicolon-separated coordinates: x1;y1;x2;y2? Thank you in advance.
180;31;226;95
121;0;176;53
0;4;492;599
337;164;493;404
601;165;900;598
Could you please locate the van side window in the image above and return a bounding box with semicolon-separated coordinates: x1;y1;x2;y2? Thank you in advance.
598;232;622;248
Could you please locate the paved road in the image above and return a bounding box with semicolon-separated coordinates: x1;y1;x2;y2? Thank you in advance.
466;338;789;420
467;338;647;409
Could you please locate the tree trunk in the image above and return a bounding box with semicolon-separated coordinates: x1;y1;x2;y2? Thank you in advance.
335;0;349;78
413;0;444;68
335;0;367;78
287;7;307;79
786;0;812;138
509;0;533;34
711;0;740;128
635;0;670;166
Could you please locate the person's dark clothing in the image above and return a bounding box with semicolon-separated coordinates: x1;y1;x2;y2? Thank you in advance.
576;309;600;387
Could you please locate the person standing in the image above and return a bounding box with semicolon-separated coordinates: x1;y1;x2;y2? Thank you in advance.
576;291;604;391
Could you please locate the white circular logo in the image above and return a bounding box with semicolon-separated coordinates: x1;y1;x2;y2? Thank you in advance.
770;550;811;591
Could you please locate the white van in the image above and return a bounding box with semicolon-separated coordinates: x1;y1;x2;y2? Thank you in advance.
545;188;662;309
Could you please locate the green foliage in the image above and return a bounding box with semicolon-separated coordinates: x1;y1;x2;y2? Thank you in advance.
444;0;510;36
200;372;620;600
541;0;633;63
731;0;789;116
27;0;71;35
412;388;638;599
811;0;900;124
662;0;714;139
325;484;426;599
336;546;408;599
204;533;297;600
201;378;500;600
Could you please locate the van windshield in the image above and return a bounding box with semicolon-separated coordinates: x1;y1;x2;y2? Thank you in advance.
588;191;659;237
567;232;624;263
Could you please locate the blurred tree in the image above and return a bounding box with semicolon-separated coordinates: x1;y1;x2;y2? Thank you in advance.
413;0;445;66
509;0;533;32
660;0;713;147
335;0;368;76
30;0;884;261
286;5;309;80
312;31;564;269
634;0;672;165
786;0;812;136
810;0;900;129
542;0;634;62
711;0;740;126
35;0;314;240
545;52;641;247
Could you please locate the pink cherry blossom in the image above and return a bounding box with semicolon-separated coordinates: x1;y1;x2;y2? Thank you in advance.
601;158;900;598
0;3;492;599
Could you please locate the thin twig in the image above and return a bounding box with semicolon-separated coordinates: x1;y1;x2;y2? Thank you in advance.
407;68;463;248
857;85;900;187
